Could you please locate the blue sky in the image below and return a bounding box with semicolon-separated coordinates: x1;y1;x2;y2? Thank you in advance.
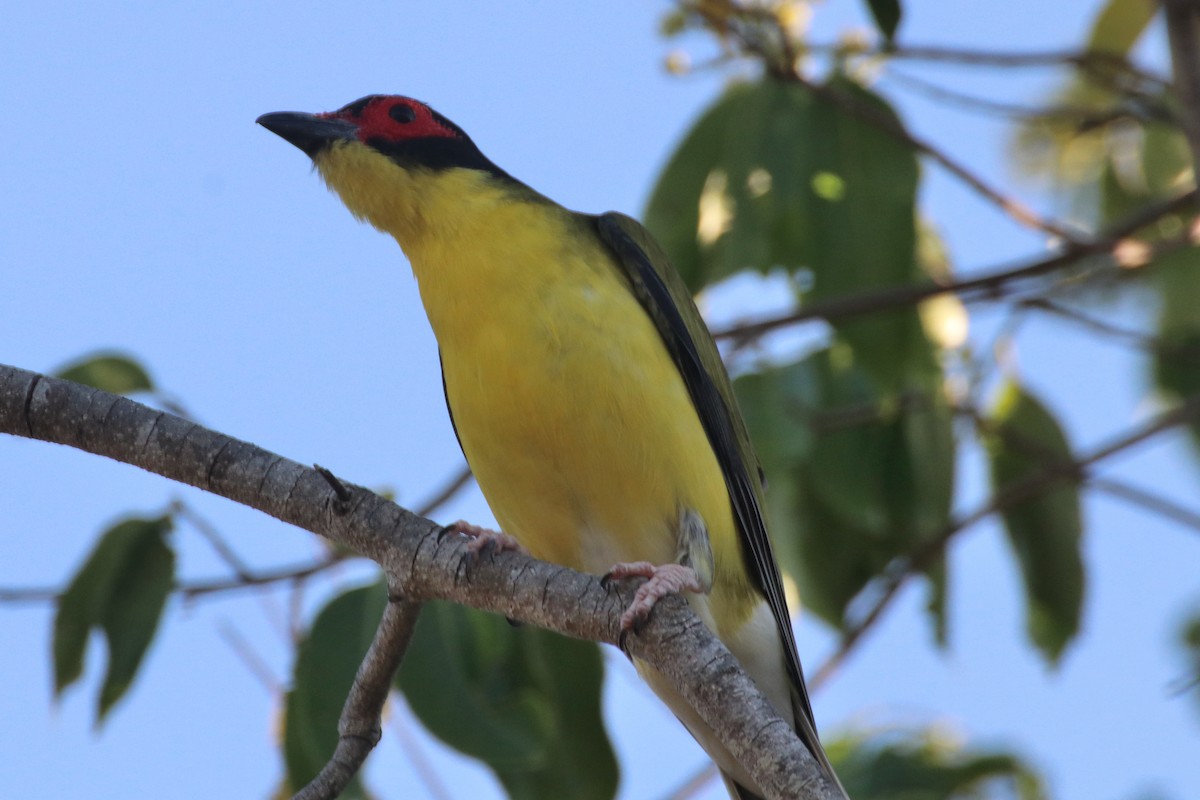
2;2;1197;799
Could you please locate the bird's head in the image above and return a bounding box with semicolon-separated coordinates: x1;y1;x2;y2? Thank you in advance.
258;95;510;242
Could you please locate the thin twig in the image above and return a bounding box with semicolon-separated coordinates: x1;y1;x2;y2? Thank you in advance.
1;466;480;607
792;72;1086;242
828;43;1168;88
172;499;255;580
1091;477;1200;535
883;67;1171;126
1018;298;1160;350
714;190;1199;342
180;555;343;599
387;705;456;800
808;568;908;690
292;595;424;800
0;586;57;604
173;497;296;642
216;619;283;694
413;465;473;518
937;392;1200;558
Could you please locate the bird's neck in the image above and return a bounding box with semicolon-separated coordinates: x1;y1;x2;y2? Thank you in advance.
387;170;569;348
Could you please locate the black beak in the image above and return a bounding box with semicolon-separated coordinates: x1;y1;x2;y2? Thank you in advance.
256;111;358;158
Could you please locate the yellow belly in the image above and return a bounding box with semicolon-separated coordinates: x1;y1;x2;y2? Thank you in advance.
406;202;732;579
440;256;731;576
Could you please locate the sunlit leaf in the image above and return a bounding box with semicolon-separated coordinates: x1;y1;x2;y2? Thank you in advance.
809;78;929;389
645;78;917;290
54;352;154;395
984;381;1085;664
829;727;1048;800
283;580;386;800
646;75;932;391
1011;0;1177;232
397;602;616;800
918;222;969;351
53;515;175;724
645;80;805;290
1087;0;1157;55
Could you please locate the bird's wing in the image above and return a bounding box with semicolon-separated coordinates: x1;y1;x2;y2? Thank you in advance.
592;211;832;776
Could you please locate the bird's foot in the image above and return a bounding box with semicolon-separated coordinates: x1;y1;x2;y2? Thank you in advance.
603;561;704;639
441;520;527;558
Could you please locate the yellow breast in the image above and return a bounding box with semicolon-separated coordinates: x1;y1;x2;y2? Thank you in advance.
400;172;734;581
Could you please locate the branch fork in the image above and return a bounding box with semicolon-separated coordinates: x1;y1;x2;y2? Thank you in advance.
0;364;843;800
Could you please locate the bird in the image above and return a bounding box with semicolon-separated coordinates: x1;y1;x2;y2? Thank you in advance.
258;94;846;800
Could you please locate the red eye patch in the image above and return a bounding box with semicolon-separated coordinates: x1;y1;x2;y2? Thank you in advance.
325;96;459;143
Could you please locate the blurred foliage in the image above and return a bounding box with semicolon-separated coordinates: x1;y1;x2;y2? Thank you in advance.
830;727;1047;800
983;382;1084;664
734;348;954;633
1008;0;1200;452
54;351;155;395
396;601;616;800
645;67;963;642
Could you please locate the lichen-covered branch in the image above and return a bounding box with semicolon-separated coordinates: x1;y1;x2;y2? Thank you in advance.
0;363;841;800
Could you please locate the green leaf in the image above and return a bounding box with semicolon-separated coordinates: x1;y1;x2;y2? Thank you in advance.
862;0;902;44
53;515;175;724
984;381;1085;664
284;580;386;799
97;530;174;720
735;349;954;628
645;79;797;291
804;77;927;390
644;77;921;293
828;727;1047;800
1101;121;1191;226
644;75;930;391
1087;0;1157;55
54;352;154;394
1153;246;1200;449
397;602;617;800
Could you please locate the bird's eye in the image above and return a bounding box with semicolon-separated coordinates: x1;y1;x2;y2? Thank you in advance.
389;104;417;124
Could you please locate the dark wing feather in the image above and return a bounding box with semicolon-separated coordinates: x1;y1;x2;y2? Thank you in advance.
592;211;835;781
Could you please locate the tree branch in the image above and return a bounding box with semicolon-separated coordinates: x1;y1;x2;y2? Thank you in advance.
714;189;1199;343
293;596;424;800
882;67;1173;125
0;363;841;800
1090;477;1200;536
172;499;257;580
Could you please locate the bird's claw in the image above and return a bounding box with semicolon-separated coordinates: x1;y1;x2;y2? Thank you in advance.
604;562;704;644
441;520;527;561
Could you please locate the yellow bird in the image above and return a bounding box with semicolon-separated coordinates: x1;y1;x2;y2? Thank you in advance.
259;95;846;800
